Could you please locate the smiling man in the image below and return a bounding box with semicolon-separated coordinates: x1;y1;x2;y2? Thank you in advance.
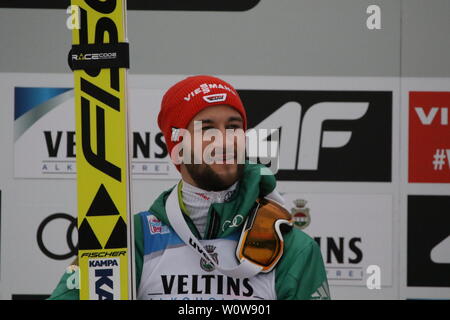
178;104;246;193
48;75;329;300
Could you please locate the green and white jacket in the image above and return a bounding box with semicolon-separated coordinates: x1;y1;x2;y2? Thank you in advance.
49;163;330;300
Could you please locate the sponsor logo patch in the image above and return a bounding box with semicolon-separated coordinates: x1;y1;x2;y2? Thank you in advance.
241;90;392;182
203;93;227;103
88;258;120;300
200;245;218;272
148;215;170;235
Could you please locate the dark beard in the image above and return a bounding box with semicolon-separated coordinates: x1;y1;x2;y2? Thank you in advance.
184;163;245;191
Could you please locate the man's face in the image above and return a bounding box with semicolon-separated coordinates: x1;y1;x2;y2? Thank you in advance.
180;105;246;191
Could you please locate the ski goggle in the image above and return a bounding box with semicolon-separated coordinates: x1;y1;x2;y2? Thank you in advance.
236;198;294;273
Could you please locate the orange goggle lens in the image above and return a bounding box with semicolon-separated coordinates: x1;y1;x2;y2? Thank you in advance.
238;198;293;271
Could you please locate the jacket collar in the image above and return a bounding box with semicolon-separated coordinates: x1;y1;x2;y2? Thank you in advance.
148;162;277;238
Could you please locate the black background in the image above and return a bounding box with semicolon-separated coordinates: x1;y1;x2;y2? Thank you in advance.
0;0;260;11
239;90;392;182
11;294;50;300
408;195;450;287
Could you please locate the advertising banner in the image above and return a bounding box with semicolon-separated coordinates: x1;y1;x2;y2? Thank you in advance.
282;193;393;288
14;88;178;179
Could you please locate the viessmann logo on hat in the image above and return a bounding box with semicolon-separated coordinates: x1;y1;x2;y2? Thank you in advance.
183;83;237;102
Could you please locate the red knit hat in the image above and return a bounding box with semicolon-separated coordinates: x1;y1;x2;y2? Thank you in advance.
158;75;247;170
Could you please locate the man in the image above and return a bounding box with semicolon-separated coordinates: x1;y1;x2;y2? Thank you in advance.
48;75;329;300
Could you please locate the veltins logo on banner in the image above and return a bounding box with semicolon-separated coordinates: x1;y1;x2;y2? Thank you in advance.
281;193;393;287
14;87;175;179
241;90;392;182
408;195;450;287
409;92;450;183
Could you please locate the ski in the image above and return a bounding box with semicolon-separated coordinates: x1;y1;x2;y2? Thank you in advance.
70;0;134;300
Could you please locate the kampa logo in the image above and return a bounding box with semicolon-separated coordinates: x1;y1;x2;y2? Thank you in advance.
89;258;120;300
239;90;392;182
94;269;114;300
89;259;119;268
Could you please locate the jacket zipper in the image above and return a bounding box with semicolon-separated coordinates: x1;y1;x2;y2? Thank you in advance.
205;209;220;240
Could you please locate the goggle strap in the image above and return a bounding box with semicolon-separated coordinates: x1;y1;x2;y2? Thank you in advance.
243;201;260;232
166;182;263;279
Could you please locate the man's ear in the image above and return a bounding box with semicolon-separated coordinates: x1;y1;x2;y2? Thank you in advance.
179;163;188;178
